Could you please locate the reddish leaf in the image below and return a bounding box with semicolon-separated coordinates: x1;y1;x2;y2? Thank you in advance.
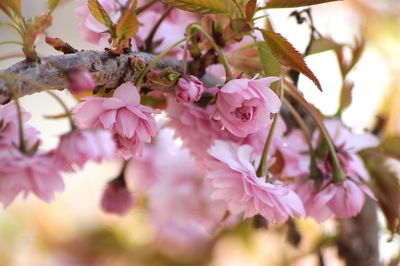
116;3;138;43
360;148;400;234
266;0;341;8
245;0;257;21
262;30;322;91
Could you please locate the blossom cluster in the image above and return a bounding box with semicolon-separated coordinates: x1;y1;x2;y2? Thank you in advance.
0;0;381;254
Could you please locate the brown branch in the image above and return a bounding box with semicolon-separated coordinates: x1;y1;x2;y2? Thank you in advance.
337;198;381;266
0;50;181;104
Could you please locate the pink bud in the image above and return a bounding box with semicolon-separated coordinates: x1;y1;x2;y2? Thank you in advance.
67;68;95;93
175;75;204;103
100;177;135;215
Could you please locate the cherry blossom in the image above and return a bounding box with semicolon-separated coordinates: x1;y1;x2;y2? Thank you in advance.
175;75;204;103
55;129;116;171
214;78;281;137
206;140;305;223
74;82;158;159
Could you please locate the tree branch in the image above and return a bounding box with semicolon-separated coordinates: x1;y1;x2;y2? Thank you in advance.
0;50;181;104
337;198;380;266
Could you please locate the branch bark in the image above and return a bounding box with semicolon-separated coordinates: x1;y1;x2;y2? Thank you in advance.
337;198;381;266
0;50;181;104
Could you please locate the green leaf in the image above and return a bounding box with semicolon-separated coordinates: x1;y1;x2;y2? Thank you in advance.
261;29;322;91
307;37;342;56
5;0;21;14
256;41;280;77
88;0;114;33
116;3;138;42
161;0;227;14
48;0;61;11
266;0;341;8
360;148;400;234
224;0;247;18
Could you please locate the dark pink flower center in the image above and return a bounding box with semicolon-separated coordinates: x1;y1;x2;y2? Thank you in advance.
233;106;256;122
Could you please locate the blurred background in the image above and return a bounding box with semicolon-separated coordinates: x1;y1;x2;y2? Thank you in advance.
0;0;399;265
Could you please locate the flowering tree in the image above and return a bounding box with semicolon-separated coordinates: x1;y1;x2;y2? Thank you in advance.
0;0;399;265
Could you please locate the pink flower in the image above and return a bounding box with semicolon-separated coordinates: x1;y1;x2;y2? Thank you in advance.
175;75;204;103
294;119;379;222
319;119;379;181
136;8;198;56
206;140;305;223
55;129;116;172
295;178;374;222
0;148;64;207
74;82;158;159
75;0;121;46
0;101;39;148
67;68;96;93
240;119;309;179
214;78;281;137
75;0;197;54
125;129;228;254
165;97;239;166
100;176;135;215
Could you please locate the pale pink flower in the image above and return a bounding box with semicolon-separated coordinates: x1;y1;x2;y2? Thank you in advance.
125;129;229;253
165;96;239;165
100;176;135;215
153;219;212;258
0;101;39;148
136;8;198;56
74;82;158;159
67;68;96;93
175;75;204;103
319;119;379;181
214;78;281;137
295;119;379;222
75;0;121;46
0;148;64;207
55;129;116;172
295;178;374;222
76;0;197;55
241;119;309;179
206;140;305;223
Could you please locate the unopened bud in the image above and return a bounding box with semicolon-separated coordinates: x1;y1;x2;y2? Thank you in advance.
100;176;135;215
175;75;204;103
67;68;95;93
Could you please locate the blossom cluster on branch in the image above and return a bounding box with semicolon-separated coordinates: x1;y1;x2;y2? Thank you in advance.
0;0;396;260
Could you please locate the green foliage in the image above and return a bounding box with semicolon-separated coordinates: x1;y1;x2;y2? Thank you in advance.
256;40;280;77
161;0;227;14
48;0;61;12
88;0;115;34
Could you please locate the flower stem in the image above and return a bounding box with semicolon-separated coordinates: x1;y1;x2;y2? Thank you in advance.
0;73;27;153
283;80;346;183
282;98;320;178
46;91;76;130
136;36;189;87
187;24;234;82
135;0;157;15
256;81;283;180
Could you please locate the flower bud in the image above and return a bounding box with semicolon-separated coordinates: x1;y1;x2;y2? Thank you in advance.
175;75;204;103
100;176;135;215
67;68;95;93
